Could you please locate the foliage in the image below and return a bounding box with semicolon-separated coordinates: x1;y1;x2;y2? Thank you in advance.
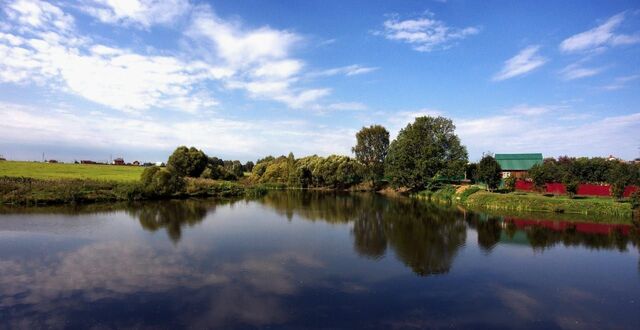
608;162;639;200
250;154;364;189
504;176;516;192
528;161;564;190
477;155;502;191
140;167;185;197
465;163;478;183
385;116;468;191
630;191;640;210
167;146;208;178
244;161;255;172
352;125;389;187
562;172;580;199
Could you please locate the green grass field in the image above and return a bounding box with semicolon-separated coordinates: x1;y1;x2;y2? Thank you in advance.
0;161;144;182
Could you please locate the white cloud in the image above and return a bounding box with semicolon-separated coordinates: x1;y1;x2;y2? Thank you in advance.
559;63;604;80
602;74;640;90
4;0;74;31
78;0;191;28
0;1;222;113
326;102;368;111
184;5;340;109
456;110;640;160
311;65;378;77
186;7;300;68
560;12;640;53
377;12;479;52
0;1;359;112
493;45;547;81
0;102;357;159
508;104;559;116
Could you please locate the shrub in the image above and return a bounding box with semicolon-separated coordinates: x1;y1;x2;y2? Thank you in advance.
630;191;639;209
504;176;516;192
140;166;185;197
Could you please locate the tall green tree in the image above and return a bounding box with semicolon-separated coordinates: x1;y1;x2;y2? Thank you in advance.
477;155;502;191
352;125;389;187
385;116;468;190
167;146;208;177
608;162;639;200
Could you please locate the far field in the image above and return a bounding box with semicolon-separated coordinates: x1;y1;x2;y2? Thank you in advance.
0;161;144;182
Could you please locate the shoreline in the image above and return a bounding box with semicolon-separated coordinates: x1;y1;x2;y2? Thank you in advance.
2;176;637;223
415;185;637;222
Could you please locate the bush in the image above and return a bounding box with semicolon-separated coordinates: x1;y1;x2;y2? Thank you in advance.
630;191;639;209
140;166;185;197
504;176;516;192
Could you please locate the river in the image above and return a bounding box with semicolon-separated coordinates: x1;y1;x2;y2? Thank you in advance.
0;191;638;328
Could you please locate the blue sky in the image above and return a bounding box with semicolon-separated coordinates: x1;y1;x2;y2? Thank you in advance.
1;0;639;163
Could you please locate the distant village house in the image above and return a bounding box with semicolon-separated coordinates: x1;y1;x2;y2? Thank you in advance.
495;153;543;179
113;158;125;165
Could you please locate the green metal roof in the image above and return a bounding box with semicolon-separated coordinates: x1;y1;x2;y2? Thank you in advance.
494;153;543;171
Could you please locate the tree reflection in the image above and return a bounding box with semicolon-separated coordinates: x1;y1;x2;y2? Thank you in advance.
257;191;640;276
127;200;212;242
259;191;467;276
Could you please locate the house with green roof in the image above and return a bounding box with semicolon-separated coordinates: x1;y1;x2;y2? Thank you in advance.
494;153;543;179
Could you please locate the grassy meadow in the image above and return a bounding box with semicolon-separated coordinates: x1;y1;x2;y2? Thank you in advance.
0;161;144;182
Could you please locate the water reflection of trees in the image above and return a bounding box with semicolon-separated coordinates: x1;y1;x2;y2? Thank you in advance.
126;199;230;243
260;191;467;276
464;213;640;253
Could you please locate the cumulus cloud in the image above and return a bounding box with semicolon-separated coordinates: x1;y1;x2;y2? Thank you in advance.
4;0;74;31
78;0;191;28
493;45;547;81
0;0;220;113
0;0;358;112
377;12;479;52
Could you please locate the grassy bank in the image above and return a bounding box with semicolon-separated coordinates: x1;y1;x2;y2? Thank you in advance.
0;161;144;182
0;176;267;206
417;185;635;220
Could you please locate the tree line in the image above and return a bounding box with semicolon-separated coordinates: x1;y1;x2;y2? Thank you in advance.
138;114;639;200
138;116;470;194
250;116;468;190
469;154;640;200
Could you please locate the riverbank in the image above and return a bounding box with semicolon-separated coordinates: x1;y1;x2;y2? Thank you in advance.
417;185;637;220
0;176;269;206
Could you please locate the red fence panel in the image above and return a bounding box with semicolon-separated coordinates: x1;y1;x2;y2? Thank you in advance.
515;180;534;191
515;180;638;197
624;186;639;197
577;184;610;197
545;183;566;194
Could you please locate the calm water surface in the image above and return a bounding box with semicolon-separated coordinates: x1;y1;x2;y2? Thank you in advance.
0;192;638;329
